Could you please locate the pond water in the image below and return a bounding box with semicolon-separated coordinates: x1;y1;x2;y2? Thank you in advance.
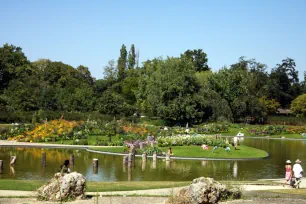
0;138;306;181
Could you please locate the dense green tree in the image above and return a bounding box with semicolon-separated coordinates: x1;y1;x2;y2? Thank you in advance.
76;65;94;85
2;64;40;111
118;44;127;80
291;94;306;117
0;44;29;92
208;58;267;122
136;56;204;123
259;96;280;114
181;49;209;72
128;44;136;69
268;58;300;108
97;91;134;116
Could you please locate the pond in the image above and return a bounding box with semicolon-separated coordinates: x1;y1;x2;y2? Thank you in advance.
0;138;306;181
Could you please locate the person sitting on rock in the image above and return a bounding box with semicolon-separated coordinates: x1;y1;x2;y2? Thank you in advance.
60;160;71;174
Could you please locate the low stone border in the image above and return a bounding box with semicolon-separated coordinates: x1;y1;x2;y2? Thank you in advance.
86;149;269;161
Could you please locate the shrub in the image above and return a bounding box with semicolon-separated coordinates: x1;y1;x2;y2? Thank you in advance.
157;135;226;147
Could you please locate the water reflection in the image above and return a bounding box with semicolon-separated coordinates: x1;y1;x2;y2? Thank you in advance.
10;165;15;176
233;162;238;178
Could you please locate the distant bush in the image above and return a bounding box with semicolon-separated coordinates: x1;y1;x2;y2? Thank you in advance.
267;116;306;125
0;111;114;123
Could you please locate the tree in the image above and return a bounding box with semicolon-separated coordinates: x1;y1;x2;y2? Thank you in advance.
0;44;29;92
181;49;209;72
291;94;306;117
2;64;40;111
208;58;267;122
118;44;127;80
103;60;117;85
136;56;203;123
128;44;136;69
97;91;134;116
259;96;280;114
77;65;94;85
268;58;301;108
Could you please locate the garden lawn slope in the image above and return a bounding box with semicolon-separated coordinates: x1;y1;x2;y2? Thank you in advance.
161;145;268;159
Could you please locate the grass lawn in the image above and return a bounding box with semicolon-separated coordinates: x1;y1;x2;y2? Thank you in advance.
89;146;124;153
161;145;268;159
45;135;121;145
0;180;189;191
90;145;268;159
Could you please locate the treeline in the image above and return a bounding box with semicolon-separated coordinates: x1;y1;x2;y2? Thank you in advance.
0;43;305;124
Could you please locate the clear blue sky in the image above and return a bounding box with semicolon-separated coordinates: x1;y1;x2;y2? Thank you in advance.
1;0;305;80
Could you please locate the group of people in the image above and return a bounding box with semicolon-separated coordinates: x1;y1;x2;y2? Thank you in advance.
284;159;303;188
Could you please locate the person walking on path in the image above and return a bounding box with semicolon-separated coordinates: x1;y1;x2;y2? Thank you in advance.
292;159;303;188
283;160;292;186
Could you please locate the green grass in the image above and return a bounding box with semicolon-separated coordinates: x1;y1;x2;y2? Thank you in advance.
0;180;45;191
161;145;268;159
90;145;268;159
89;146;124;153
45;135;120;145
0;180;189;191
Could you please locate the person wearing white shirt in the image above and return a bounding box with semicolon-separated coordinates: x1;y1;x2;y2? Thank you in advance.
292;159;303;188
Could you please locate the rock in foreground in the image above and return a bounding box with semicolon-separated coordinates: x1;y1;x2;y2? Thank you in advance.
37;172;86;201
166;177;241;204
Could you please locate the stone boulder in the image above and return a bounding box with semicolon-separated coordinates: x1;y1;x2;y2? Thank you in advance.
166;177;241;204
37;172;86;201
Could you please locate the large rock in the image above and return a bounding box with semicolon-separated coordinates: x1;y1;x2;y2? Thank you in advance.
37;172;86;201
166;177;241;204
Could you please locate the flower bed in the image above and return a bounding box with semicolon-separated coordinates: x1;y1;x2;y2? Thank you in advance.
8;119;84;142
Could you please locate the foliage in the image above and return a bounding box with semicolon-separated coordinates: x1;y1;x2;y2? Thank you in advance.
138;146;163;155
157;135;228;147
291;94;306;117
259;96;280;114
118;44;127;80
247;125;306;136
136;56;205;124
0;43;305;125
8;119;83;142
196;123;229;134
121;124;148;137
181;49;209;72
